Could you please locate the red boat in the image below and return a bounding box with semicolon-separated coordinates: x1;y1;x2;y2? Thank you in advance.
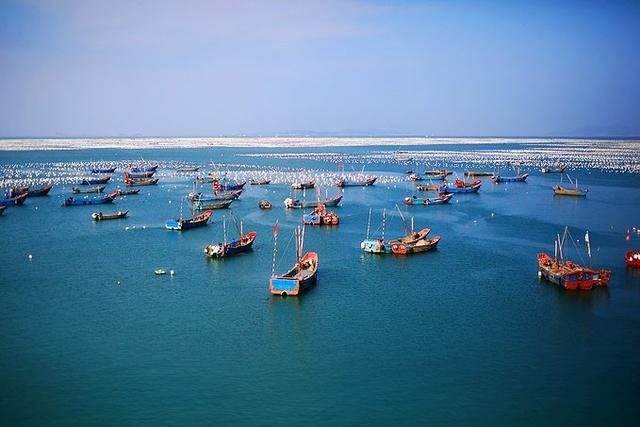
626;251;640;268
455;178;481;188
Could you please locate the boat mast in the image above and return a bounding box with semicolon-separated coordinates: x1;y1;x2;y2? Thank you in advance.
223;215;227;246
366;208;372;240
271;220;279;277
381;208;386;240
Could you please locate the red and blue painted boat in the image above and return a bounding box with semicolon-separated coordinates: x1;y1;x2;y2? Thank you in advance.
165;209;212;231
212;179;246;191
269;224;318;296
0;193;28;206
404;193;453;206
439;183;481;194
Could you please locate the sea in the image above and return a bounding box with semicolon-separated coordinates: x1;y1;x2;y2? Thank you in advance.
1;138;639;425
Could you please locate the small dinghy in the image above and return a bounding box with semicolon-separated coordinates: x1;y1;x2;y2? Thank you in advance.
259;199;272;209
154;269;166;275
92;210;128;221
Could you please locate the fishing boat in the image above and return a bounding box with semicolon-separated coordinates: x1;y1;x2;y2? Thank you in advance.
154;269;166;275
165;209;212;231
335;177;377;187
537;227;611;290
62;192;117;206
425;169;452;176
416;184;440;191
626;251;640;268
541;164;567;174
80;176;111;185
250;178;271;185
131;165;158;173
301;194;343;209
408;173;425;181
124;173;159;187
27;184;53;197
126;170;156;178
259;199;272;209
269;224;318;296
404;193;453;206
204;216;256;258
0;193;28;206
115;188;140;196
303;204;340;225
190;190;242;202
391;235;441;254
90;167;117;174
6;186;29;197
193;200;233;211
439;183;481;194
464;171;493;177
92;210;128;220
0;205;6;215
176;166;199;172
284;198;303;209
73;185;105;194
212;179;246;191
455;178;481;188
491;173;529;183
552;174;587;196
292;180;315;190
360;208;431;254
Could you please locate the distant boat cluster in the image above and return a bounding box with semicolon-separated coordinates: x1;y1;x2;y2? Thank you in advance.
1;158;636;296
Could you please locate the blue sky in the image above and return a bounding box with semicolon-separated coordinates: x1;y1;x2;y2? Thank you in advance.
0;0;639;137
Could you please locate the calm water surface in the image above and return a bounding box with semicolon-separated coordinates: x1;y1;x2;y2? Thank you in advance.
1;145;639;425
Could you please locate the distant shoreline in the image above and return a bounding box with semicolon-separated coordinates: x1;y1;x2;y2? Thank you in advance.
0;136;638;151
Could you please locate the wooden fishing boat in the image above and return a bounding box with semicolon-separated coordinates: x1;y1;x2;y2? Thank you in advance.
553;185;588;197
259;199;272;209
176;166;199;172
62;192;117;206
250;178;271;185
6;186;29;197
165;209;212;231
391;235;441;254
204;217;256;258
27;184;52;197
0;193;28;206
537;228;611;290
193;200;233;210
425;169;452;176
491;173;529;183
404;193;453;206
126;170;156;178
115;188;140;196
92;210;128;221
626;251;640;268
362;227;431;254
541;164;567;174
73;185;105;194
190;190;242;202
303;204;340;225
80;176;111;185
416;184;440;191
270;225;318;296
408;173;425;181
212;179;246;191
335;177;377;187
439;183;481;194
292;180;316;190
131;165;158;173
90;167;117;174
284;198;303;209
464;171;493;177
0;205;5;215
455;178;481;188
300;194;343;208
124;173;159;187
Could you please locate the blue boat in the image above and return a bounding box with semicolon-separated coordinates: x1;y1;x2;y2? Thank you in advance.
127;170;156;178
80;176;111;185
211;178;246;191
165;209;212;231
0;193;28;206
439;183;481;194
335;177;377;187
90;167;116;173
491;173;529;183
130;165;158;173
62;192;116;206
269;226;318;296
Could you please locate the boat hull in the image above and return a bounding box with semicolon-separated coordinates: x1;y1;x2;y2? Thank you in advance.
626;251;640;268
204;231;257;258
491;173;529;183
553;185;587;196
269;252;318;296
165;210;212;231
0;193;28;206
27;184;53;197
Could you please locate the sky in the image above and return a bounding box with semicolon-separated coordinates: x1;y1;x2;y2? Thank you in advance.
0;0;639;137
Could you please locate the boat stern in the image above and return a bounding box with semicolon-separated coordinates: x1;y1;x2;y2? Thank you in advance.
269;277;300;296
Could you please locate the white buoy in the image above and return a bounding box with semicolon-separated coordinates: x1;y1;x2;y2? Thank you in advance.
117;281;121;286
170;270;175;276
28;254;33;260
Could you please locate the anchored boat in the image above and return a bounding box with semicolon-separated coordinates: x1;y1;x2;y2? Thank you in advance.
269;224;318;296
204;216;256;258
63;192;117;206
404;193;453;206
165;209;212;231
626;251;640;268
491;173;529;183
80;176;111;185
92;211;128;221
335;177;377;187
292;180;316;190
73;186;105;194
303;204;340;225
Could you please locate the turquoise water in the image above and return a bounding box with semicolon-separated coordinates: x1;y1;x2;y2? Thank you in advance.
1;146;640;425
